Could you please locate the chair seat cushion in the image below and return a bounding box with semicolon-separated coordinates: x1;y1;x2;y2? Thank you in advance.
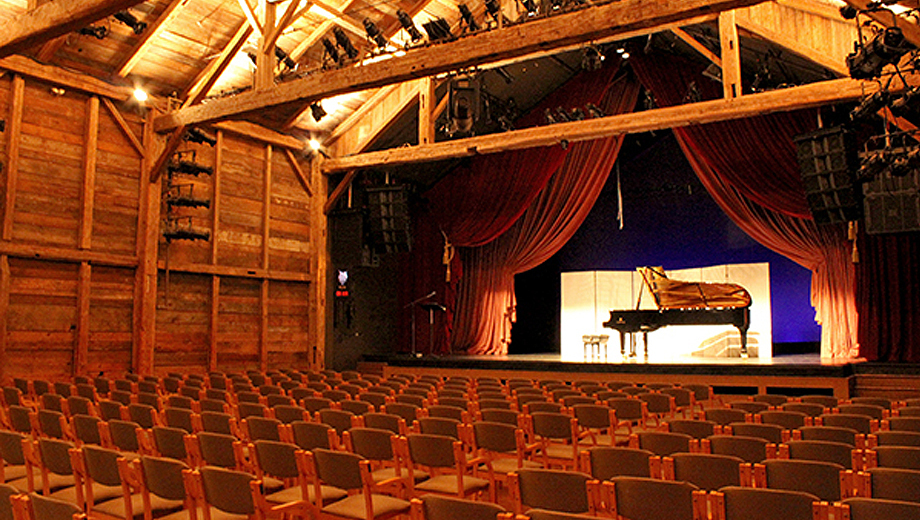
540;445;576;460
485;458;541;475
51;482;123;505
92;491;185;519
371;467;428;483
415;475;489;494
205;507;250;520
322;493;410;520
266;484;348;504
1;464;28;482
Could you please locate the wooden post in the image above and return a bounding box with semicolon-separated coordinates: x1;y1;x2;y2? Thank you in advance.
81;96;99;250
311;154;328;370
418;77;436;145
261;144;272;371
134;111;160;375
74;262;91;376
210;276;219;372
3;75;24;241
0;255;9;382
720;10;741;99
256;1;277;92
261;279;269;372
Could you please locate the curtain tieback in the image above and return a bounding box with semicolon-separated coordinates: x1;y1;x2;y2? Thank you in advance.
441;230;455;282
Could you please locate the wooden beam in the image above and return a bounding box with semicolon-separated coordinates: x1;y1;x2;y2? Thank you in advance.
0;255;9;382
0;55;132;100
418;77;436;146
74;262;91;376
260;279;269;371
148;127;186;184
331;83;419;156
322;75;905;173
289;19;334;61
323;169;357;214
213;120;303;149
210;276;219;372
3;75;24;241
310;0;368;39
155;0;768;132
0;0;147;59
134;110;160;374
776;0;847;21
36;36;66;62
264;0;303;52
720;10;741;99
102;98;145;156
256;1;277;91
310;155;328;370
735;16;845;75
183;23;254;104
81;96;99;250
0;241;138;267
154;261;312;282
285;149;313;197
117;0;191;77
212;131;223;265
672;27;722;67
263;144;272;270
325;85;399;144
238;0;263;36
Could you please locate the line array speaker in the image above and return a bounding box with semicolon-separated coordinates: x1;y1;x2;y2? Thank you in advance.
366;185;412;254
794;126;862;224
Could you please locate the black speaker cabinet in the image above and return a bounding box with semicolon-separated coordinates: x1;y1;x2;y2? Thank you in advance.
794;126;862;224
863;171;920;234
366;186;412;254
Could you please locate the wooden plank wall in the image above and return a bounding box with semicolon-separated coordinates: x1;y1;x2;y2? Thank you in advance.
0;71;317;382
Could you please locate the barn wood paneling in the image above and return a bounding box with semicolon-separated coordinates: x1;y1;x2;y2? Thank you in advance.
0;73;315;382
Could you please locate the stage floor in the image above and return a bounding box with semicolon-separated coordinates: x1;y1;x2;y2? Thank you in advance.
361;352;864;398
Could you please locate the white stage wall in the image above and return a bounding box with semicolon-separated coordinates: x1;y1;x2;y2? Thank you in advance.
560;263;772;362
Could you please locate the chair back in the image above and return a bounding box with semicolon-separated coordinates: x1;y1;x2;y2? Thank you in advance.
513;468;591;514
607;476;698;520
198;466;256;515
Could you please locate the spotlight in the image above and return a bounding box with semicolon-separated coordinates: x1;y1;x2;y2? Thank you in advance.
554;106;572;122
484;0;502;22
581;45;604;71
448;77;479;136
519;0;538;16
322;38;341;65
891;147;920;176
458;4;480;32
309;139;322;151
858;150;890;180
569;108;585;121
185;128;216;147
889;86;920;117
839;5;858;19
114;11;147;35
850;90;891;121
311;102;327;122
422;18;454;42
274;47;296;70
79;26;107;39
684;81;702;103
133;88;148;103
363;18;389;50
544;108;558;124
586;103;605;118
333;27;359;60
847;27;914;80
397;10;423;42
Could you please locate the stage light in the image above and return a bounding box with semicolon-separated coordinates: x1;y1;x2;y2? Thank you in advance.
422;18;454;42
114;10;147;35
309;138;322;151
847;27;914;80
185;128;216;147
544;108;557;124
858;150;890;180
311;102;327;122
554;106;571;122
586;103;605;118
334;27;359;60
890;86;920;116
570;108;585;121
581;45;604;71
519;0;538;16
79;26;107;39
458;4;480;32
397;10;423;42
484;0;502;22
133;88;148;102
275;47;296;70
850;90;891;122
840;5;858;19
363;18;389;50
322;38;341;65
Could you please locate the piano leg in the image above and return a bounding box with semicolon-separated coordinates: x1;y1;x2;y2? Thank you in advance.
619;331;626;357
737;312;751;358
642;331;649;359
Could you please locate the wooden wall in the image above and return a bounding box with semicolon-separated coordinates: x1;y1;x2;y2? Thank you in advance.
0;70;322;383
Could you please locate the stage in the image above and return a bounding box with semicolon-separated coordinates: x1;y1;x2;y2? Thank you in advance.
359;352;920;400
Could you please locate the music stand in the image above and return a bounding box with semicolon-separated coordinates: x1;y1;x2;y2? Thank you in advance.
420;302;446;355
406;291;435;357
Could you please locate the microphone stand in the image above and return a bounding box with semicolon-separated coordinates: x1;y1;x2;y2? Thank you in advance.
405;291;435;357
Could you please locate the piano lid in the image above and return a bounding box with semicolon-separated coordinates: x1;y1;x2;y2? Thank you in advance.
638;266;751;310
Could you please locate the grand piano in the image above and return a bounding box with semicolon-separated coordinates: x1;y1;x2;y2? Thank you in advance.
602;267;752;358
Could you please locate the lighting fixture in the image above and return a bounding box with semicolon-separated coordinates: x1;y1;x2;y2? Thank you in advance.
322;38;341;65
846;27;914;80
397;10;423;42
581;45;604;71
363;18;388;50
544;108;557;124
334;27;359;60
458;4;480;32
422;18;454;42
133;88;148;102
484;0;502;22
185;128;216;146
586;103;605;118
850;90;891;122
311;102;327;122
79;26;107;39
519;0;538;16
275;47;296;70
309;139;322;151
114;11;147;35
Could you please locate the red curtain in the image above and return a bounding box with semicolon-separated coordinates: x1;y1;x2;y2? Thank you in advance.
632;53;859;359
453;75;641;353
399;64;638;354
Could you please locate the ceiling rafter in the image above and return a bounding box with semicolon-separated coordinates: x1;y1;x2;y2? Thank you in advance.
264;0;307;52
117;0;192;77
321;73;919;173
183;22;254;103
0;0;147;59
155;0;768;132
672;27;722;66
238;0;263;35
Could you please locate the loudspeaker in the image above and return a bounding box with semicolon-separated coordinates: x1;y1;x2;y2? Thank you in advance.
330;210;365;267
366;186;412;254
794;126;862;224
863;171;920;234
